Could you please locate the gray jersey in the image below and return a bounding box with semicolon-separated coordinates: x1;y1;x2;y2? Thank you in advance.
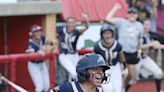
114;18;144;53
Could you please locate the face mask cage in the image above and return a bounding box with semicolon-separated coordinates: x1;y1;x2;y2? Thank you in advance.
89;72;111;84
102;73;111;84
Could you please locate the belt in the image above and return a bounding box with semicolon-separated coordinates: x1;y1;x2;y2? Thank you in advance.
30;61;43;64
63;52;76;54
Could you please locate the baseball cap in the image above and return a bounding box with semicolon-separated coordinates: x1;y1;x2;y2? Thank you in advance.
31;25;42;33
29;25;42;36
128;7;138;14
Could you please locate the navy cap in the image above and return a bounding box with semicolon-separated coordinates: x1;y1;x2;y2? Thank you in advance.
29;25;42;36
31;25;42;33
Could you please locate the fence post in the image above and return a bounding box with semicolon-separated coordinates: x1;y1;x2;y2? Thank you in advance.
49;53;55;90
9;56;16;92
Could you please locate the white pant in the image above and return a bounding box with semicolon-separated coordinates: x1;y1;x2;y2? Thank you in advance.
59;53;79;81
136;56;163;80
102;63;122;92
28;62;50;92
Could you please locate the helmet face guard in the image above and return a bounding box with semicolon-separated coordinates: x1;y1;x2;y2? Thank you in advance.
89;72;111;84
102;73;111;84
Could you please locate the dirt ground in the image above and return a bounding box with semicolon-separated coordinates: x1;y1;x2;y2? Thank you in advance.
129;80;164;92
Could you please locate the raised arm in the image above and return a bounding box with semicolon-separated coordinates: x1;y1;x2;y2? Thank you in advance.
153;43;164;49
79;12;90;33
105;3;122;24
151;0;158;18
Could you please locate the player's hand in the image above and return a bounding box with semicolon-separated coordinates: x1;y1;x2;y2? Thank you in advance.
114;3;122;10
152;0;158;7
81;12;89;20
38;50;45;56
122;62;127;69
53;49;60;55
151;41;160;47
153;44;164;49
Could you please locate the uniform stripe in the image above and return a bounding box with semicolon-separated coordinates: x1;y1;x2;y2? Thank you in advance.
63;27;74;53
98;40;118;65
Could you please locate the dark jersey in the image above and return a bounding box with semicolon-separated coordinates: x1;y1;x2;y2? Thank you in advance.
53;81;100;92
27;36;46;62
142;33;152;58
57;27;81;54
94;40;123;66
142;33;152;44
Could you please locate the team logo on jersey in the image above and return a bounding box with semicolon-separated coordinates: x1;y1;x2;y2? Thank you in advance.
128;27;137;37
112;52;118;59
97;55;104;63
69;36;76;42
61;42;68;49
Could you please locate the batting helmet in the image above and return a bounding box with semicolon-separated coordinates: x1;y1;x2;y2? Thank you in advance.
29;25;42;36
76;54;110;82
100;24;114;38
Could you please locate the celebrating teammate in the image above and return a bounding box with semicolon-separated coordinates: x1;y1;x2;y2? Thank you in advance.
57;13;89;81
53;54;110;92
94;24;126;92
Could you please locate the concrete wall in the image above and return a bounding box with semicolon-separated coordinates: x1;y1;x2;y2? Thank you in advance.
18;0;51;2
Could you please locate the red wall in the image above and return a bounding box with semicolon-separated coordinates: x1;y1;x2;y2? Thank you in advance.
0;15;44;91
0;17;4;54
0;17;5;81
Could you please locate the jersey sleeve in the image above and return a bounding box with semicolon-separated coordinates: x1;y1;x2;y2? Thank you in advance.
93;43;99;54
56;26;64;35
26;40;36;53
117;42;123;53
113;18;125;28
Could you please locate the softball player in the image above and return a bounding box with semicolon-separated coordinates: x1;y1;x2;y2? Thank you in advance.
94;24;126;92
26;25;50;92
57;13;89;81
53;54;110;92
136;19;163;92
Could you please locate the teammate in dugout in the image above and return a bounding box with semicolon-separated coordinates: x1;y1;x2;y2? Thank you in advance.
57;13;89;82
26;25;55;92
53;54;111;92
94;24;126;92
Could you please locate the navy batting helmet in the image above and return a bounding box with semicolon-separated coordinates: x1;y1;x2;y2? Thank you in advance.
76;54;110;82
100;24;114;38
